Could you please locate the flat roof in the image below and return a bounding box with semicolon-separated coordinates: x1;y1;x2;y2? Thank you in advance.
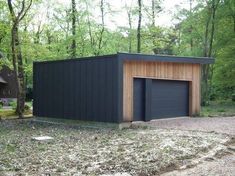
118;52;214;64
34;52;214;64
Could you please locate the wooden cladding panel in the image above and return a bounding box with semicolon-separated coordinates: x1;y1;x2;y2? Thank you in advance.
123;60;201;122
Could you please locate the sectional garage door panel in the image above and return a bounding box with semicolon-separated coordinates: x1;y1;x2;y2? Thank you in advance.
151;80;189;119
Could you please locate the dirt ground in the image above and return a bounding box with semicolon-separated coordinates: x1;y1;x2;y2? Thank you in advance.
0;118;234;176
0;117;235;176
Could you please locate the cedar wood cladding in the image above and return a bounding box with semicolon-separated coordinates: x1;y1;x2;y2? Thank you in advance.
33;53;214;122
123;61;201;122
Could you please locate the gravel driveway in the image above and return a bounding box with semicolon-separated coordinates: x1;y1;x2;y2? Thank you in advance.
145;116;235;135
138;116;235;176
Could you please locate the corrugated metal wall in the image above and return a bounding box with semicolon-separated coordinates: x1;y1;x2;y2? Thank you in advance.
33;56;120;122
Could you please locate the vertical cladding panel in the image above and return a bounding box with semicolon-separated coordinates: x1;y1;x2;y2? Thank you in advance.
41;65;47;116
96;61;102;120
192;64;201;115
54;62;64;118
117;57;123;123
85;61;90;120
107;60;113;120
91;61;98;121
74;62;81;119
63;62;73;119
101;60;106;121
93;60;99;120
80;61;86;121
45;64;52;116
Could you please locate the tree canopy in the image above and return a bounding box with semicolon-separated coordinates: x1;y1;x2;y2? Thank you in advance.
0;0;234;109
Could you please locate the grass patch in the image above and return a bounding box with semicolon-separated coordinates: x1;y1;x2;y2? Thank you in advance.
201;100;235;117
0;109;32;120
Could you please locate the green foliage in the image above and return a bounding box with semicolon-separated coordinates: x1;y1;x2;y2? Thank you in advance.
232;93;235;102
9;101;17;110
213;35;235;99
173;0;235;101
0;0;233;103
201;100;235;117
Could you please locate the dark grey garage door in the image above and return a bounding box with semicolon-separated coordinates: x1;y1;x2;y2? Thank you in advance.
151;79;189;119
133;78;189;121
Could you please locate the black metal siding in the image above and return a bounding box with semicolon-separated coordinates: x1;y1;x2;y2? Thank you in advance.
133;78;145;121
33;56;119;122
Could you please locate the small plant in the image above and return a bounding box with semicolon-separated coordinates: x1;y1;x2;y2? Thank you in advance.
9;101;17;110
6;144;16;153
24;104;30;111
217;109;225;112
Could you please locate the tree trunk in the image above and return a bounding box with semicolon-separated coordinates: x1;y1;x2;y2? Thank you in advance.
152;0;155;27
208;0;219;57
201;2;212;106
189;0;193;52
137;0;142;53
71;0;76;58
201;0;219;106
11;23;25;118
127;11;132;53
96;0;105;56
7;0;32;118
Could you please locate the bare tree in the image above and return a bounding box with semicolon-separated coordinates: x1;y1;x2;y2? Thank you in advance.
7;0;32;118
86;7;94;51
127;10;132;53
151;0;155;27
96;0;105;56
137;0;142;53
189;0;193;52
125;3;133;53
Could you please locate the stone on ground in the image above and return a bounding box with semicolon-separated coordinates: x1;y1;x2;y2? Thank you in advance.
32;136;54;141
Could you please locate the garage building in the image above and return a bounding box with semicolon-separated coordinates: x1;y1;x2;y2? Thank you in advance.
33;52;214;123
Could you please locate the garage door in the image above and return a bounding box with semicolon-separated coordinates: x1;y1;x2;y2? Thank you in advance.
151;79;189;119
133;78;189;121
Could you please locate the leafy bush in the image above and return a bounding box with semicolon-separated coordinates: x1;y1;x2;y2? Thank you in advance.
232;93;235;102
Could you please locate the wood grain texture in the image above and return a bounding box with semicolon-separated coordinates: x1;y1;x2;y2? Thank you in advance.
123;60;201;122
